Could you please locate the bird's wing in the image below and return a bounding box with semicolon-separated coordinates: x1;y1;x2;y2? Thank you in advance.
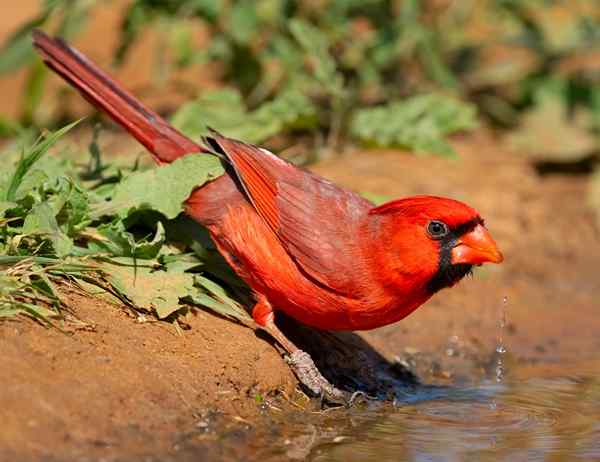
205;133;373;298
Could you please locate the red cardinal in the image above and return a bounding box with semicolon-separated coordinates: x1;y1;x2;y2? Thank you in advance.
32;30;503;402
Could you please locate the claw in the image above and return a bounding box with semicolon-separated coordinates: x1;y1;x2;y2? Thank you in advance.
286;350;372;407
347;390;373;406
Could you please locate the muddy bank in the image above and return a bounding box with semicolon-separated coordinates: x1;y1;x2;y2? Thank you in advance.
1;289;297;461
2;131;600;461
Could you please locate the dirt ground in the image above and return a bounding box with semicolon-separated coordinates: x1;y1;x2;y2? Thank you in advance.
2;128;600;461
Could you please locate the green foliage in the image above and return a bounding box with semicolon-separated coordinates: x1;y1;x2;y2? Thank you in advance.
171;88;318;144
1;0;599;158
288;18;345;98
0;256;98;325
184;275;250;323
3;120;79;202
1;0;486;155
508;79;597;161
0;124;253;324
104;261;196;319
109;154;224;219
351;94;478;156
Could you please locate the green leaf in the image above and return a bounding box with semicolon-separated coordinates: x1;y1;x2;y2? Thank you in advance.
186;274;251;323
159;253;203;273
103;261;195;319
0;252;106;323
172;88;317;144
229;2;259;44
417;30;457;88
4;121;79;202
168;21;194;67
350;95;478;156
171;89;247;139
87;220;165;260
22;202;73;257
109;153;224;219
0;201;17;218
289;18;345;97
0;301;57;324
191;0;224;22
56;181;91;236
20;202;55;234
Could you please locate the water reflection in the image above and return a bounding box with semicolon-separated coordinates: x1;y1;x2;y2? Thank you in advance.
310;361;600;462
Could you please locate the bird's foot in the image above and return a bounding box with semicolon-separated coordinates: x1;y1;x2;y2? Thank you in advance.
286;350;367;406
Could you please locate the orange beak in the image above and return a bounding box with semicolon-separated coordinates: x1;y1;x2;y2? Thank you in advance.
451;224;504;265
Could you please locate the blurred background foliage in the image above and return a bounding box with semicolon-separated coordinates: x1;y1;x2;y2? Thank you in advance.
0;0;597;159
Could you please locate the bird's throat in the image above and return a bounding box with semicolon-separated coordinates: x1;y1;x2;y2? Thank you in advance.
426;230;473;293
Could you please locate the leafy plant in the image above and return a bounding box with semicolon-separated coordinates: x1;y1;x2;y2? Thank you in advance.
0;123;253;325
0;0;487;156
0;256;99;324
171;88;318;144
350;94;478;156
508;79;597;161
0;1;598;163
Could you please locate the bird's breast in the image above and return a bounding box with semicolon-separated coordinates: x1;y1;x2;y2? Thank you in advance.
199;200;434;331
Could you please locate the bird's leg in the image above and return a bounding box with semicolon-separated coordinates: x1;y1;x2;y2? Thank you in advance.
252;298;351;405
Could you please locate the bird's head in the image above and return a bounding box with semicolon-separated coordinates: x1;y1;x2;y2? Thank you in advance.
369;195;503;294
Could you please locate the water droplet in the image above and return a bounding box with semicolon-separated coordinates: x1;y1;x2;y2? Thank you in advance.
496;358;504;383
494;295;509;384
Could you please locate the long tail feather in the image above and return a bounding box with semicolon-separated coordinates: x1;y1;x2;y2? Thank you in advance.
32;29;207;164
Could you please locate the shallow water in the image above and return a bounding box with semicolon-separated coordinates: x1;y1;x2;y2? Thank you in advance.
173;358;600;461
306;359;600;462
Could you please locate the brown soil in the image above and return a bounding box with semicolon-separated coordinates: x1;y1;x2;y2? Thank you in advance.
2;129;600;461
1;288;296;461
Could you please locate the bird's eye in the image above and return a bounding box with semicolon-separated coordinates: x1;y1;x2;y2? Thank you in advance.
427;220;449;240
